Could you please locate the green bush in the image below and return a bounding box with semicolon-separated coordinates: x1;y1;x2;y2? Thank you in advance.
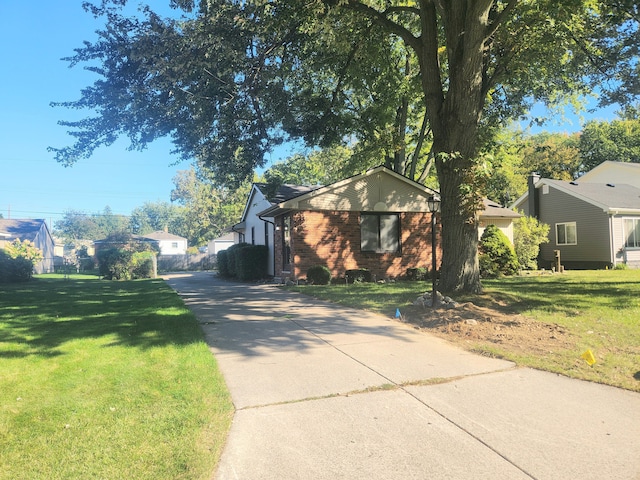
236;245;269;280
131;252;156;279
97;248;134;280
479;224;519;277
307;265;332;285
216;244;268;280
514;215;550;270
0;250;34;283
217;250;230;277
11;256;34;282
225;243;249;278
406;267;429;281
0;242;41;283
345;268;373;283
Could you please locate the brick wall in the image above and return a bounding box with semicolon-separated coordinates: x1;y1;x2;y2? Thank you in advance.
274;210;440;281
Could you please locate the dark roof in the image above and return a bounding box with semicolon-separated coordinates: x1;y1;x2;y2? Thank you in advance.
481;199;521;218
271;184;321;203
544;179;640;210
0;219;47;242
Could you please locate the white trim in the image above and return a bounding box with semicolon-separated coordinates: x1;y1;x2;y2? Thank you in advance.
555;222;577;246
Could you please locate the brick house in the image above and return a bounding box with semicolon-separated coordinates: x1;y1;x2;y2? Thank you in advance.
257;166;441;282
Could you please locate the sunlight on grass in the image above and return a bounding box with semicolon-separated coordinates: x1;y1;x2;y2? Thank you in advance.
290;270;640;392
0;276;233;479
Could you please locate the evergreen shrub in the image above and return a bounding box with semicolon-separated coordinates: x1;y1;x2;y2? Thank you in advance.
345;268;373;283
479;224;519;277
306;265;332;285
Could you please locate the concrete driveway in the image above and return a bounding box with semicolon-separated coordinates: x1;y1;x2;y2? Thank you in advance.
163;272;640;480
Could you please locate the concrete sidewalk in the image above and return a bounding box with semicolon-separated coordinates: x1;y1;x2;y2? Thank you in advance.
163;272;640;480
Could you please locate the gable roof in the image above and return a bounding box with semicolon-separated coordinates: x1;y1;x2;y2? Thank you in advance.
239;183;269;223
0;219;49;242
514;178;640;214
481;199;521;219
271;184;320;203
142;231;187;241
258;165;438;218
578;161;640;189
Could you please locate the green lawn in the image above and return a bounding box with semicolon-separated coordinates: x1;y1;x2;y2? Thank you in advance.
289;270;640;392
0;275;233;480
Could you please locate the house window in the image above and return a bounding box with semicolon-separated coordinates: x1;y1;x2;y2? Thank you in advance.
624;218;640;248
251;226;255;245
361;213;400;253
556;222;577;245
171;242;178;249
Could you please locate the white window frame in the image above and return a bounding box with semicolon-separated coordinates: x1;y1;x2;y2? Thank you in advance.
624;218;640;249
555;222;577;246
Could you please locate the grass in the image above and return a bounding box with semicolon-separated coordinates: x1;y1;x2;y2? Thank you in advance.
289;270;640;392
0;274;233;480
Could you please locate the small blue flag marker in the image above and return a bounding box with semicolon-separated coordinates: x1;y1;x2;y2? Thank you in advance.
395;308;401;318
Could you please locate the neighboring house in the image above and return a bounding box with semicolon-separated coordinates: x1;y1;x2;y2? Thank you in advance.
256;165;443;281
233;183;316;276
232;183;274;275
207;232;235;254
0;218;55;273
479;198;521;244
513;174;640;269
578;161;640;189
141;231;188;255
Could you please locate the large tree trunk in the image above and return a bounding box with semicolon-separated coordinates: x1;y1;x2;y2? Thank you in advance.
416;0;493;293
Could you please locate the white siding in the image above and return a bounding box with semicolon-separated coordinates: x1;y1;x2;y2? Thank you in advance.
613;215;640;268
243;188;275;276
579;162;640;189
479;218;515;244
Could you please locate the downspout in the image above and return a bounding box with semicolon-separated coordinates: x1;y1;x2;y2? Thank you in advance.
258;213;276;277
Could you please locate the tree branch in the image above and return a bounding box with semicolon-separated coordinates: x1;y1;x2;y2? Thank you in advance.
338;1;422;51
485;0;519;40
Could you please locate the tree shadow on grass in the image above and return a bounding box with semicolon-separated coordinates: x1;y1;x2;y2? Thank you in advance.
0;277;202;359
477;276;640;315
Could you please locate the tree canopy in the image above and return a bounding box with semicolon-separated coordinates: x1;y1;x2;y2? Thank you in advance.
52;1;639;292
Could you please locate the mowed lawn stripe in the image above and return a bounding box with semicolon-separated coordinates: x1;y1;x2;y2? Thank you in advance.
0;275;233;480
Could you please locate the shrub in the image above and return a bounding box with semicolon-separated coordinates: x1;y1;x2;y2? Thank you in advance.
225;243;249;278
11;256;34;282
514;215;550;270
217;244;268;280
131;252;156;279
217;250;230;277
406;267;428;281
0;250;33;283
307;265;332;285
479;224;519;277
0;240;43;282
236;245;269;280
97;248;134;280
4;239;43;266
345;268;373;283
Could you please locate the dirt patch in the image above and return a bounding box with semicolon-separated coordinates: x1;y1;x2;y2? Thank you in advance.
399;301;576;356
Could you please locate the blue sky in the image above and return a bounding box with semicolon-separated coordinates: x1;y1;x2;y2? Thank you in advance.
0;2;618;228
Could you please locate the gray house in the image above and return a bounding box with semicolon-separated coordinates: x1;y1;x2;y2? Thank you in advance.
0;219;55;273
513;175;640;269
